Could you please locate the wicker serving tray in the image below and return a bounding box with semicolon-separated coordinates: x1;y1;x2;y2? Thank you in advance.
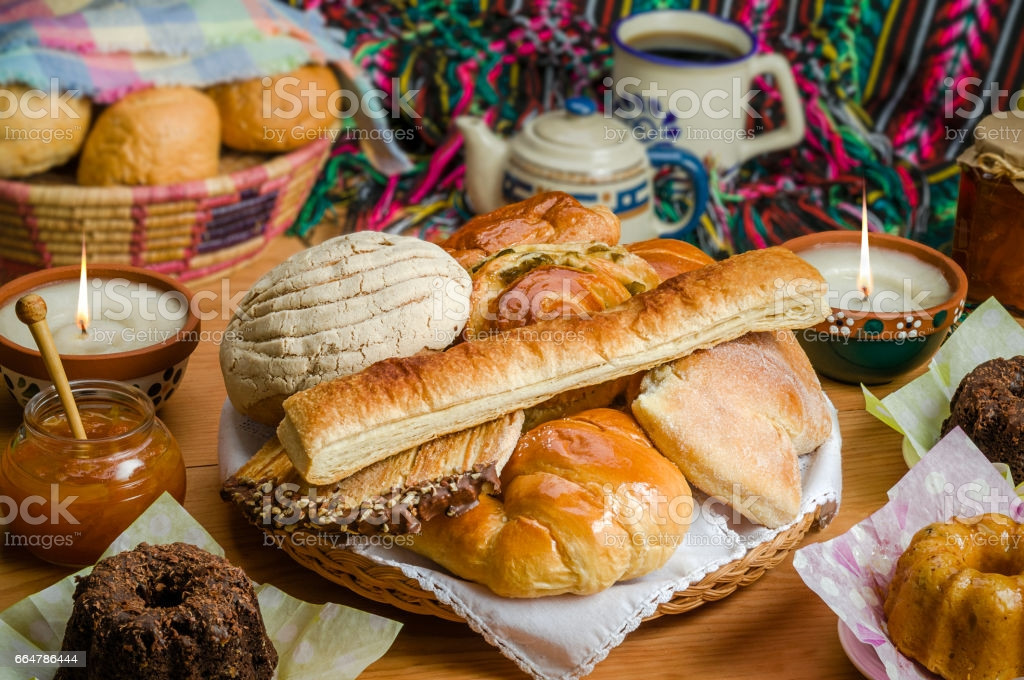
268;509;821;623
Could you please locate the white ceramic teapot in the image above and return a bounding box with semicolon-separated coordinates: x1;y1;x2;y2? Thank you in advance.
456;98;708;243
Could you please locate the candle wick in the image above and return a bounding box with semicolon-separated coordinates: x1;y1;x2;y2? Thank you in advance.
77;320;87;336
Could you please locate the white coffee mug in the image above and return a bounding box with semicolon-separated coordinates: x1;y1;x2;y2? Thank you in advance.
611;10;806;169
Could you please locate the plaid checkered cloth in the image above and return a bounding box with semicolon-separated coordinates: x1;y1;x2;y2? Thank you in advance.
0;0;353;102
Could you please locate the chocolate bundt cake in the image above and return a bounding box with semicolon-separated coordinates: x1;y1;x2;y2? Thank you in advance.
942;356;1024;480
55;542;277;680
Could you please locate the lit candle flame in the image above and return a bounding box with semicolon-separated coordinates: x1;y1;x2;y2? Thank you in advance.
857;185;873;300
76;235;88;335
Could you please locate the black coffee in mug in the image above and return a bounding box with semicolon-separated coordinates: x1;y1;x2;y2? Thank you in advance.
613;10;806;168
628;31;743;63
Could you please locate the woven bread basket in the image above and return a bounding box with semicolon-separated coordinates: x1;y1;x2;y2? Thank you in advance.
0;138;330;283
270;509;821;622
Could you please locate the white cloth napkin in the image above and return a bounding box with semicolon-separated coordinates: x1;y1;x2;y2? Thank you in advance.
219;398;843;680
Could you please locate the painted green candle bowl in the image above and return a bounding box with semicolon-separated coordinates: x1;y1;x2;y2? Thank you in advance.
782;231;968;385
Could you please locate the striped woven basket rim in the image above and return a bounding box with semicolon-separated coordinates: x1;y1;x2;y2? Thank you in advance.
272;508;822;623
0;138;329;207
0;138;331;282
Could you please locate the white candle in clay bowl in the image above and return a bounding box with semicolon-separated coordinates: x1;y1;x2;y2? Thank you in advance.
0;263;201;408
797;244;952;314
780;225;966;386
0;278;188;355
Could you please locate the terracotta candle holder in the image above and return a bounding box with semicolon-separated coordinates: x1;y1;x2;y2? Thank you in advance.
782;231;967;384
0;265;200;406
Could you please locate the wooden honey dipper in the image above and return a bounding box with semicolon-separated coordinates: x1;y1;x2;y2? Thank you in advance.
16;293;87;440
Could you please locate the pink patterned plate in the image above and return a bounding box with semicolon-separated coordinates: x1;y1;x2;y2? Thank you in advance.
837;620;889;680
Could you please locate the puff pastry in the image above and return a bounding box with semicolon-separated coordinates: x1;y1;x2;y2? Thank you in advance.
279;246;829;485
223;411;524;535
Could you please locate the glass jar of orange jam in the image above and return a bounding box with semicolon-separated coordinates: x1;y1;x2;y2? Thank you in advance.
953;113;1024;314
0;380;185;567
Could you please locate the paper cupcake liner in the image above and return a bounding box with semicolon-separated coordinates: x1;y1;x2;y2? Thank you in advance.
864;296;1024;492
0;493;401;680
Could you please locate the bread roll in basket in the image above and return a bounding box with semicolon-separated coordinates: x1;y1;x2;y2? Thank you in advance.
278;245;829;485
222;193;835;604
408;408;693;598
1;67;339;282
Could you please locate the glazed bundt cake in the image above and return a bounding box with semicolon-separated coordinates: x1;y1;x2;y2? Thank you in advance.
55;542;277;680
884;514;1024;680
942;356;1024;480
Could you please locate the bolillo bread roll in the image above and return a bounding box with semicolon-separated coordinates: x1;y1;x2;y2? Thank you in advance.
631;331;832;528
77;86;220;186
0;83;92;178
408;409;691;597
278;246;830;485
208;65;341;152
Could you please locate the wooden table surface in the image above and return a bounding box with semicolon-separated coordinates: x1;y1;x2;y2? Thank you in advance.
0;235;936;679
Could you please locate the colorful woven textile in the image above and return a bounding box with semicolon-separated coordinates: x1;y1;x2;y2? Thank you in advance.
292;0;1024;257
0;0;350;103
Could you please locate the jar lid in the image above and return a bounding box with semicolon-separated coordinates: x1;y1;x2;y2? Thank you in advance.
972;113;1024;160
958;113;1024;192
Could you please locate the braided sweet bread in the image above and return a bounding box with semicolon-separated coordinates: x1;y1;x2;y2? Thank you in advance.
408;408;692;597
